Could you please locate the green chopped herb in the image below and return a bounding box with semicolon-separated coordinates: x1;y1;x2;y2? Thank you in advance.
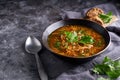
99;12;113;23
64;31;95;45
64;31;78;43
93;56;120;79
54;41;61;48
79;35;94;44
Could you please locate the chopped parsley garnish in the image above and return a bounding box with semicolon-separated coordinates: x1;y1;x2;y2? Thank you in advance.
64;31;94;45
64;31;78;43
54;41;61;48
79;35;94;44
93;56;120;79
99;12;113;23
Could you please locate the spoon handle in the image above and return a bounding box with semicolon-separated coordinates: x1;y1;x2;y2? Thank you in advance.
35;53;48;80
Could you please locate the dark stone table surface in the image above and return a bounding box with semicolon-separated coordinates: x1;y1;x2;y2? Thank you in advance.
0;0;120;80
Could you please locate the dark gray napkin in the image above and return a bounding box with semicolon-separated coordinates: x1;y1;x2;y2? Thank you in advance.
56;3;120;80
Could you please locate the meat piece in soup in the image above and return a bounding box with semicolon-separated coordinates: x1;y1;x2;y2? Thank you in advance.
48;25;106;58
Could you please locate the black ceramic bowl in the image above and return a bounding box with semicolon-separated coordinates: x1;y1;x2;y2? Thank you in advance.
42;19;110;62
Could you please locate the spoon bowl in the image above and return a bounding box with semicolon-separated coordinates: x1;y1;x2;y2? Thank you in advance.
25;36;42;54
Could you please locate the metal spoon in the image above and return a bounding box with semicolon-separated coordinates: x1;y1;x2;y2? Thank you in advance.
25;36;48;80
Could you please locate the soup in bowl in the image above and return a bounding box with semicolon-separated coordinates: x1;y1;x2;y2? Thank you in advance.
42;19;110;61
48;25;106;58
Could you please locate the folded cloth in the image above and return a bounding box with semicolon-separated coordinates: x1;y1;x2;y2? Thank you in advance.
56;3;120;80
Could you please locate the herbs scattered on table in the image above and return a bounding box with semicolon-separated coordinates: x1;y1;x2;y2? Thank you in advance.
93;56;120;79
99;12;113;23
